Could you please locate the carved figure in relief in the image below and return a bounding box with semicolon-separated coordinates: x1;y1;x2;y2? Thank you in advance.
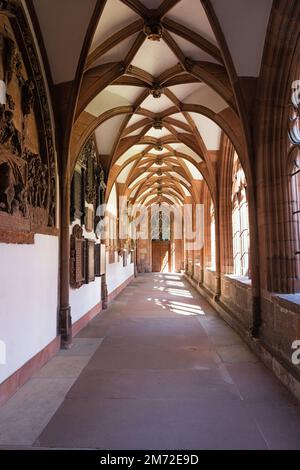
0;4;56;228
21;79;34;115
4;36;16;84
0;149;27;215
0;109;21;155
15;53;23;87
0;109;14;144
6;94;14;110
0;161;14;211
24;150;48;209
0;33;16;85
0;34;4;80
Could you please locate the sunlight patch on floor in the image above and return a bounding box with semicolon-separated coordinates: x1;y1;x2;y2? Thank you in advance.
166;281;185;287
146;297;203;316
166;288;193;298
168;301;204;316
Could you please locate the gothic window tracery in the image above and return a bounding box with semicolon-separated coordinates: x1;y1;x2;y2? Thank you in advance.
151;206;170;241
210;202;216;270
289;149;300;278
232;154;249;277
288;82;300;280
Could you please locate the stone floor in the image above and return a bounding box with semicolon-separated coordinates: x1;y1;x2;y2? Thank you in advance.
1;273;300;449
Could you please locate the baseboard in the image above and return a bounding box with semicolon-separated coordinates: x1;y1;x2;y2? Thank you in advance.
0;336;60;406
0;274;135;407
107;274;135;304
185;274;300;402
72;301;102;338
73;275;134;336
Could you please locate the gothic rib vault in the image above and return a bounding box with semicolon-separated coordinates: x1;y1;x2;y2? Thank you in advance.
3;0;300;414
29;0;274;346
65;0;267;210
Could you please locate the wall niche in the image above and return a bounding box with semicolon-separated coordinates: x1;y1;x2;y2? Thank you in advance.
0;1;56;242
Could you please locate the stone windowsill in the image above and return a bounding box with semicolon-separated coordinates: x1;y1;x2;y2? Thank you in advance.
206;267;216;273
272;293;300;314
225;274;252;287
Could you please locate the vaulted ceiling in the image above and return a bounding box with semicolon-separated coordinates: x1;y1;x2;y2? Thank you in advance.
29;0;274;207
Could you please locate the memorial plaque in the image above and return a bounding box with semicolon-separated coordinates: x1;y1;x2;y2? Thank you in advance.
75;239;85;284
70;224;85;288
86;239;95;283
71;170;84;221
94;243;101;277
85;206;94;232
101;244;106;275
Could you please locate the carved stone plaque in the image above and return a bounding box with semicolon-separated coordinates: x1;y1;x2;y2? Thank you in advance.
85;206;94;232
86;239;95;283
71;170;83;222
101;244;106;275
70;224;85;288
94;243;101;277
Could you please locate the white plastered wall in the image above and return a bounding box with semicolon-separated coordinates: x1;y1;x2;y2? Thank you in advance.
0;234;59;384
106;252;134;295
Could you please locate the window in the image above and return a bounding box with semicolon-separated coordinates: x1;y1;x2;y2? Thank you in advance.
290;149;300;277
232;154;249;277
288;84;300;282
210;202;216;270
151;206;170;241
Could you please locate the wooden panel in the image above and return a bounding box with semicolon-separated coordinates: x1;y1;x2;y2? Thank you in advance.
152;241;170;272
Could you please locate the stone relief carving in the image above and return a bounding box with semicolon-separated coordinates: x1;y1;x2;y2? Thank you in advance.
21;79;35;116
0;2;56;232
0;108;22;154
71;135;106;235
85;137;97;205
24;150;48;208
0;147;27;215
70;224;86;289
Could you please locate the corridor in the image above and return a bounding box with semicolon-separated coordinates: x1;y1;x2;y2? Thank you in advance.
1;274;300;450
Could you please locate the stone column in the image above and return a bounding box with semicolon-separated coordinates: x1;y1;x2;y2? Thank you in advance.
59;180;72;348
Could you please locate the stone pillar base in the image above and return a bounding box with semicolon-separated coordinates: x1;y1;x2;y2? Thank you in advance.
101;275;108;310
59;305;72;349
